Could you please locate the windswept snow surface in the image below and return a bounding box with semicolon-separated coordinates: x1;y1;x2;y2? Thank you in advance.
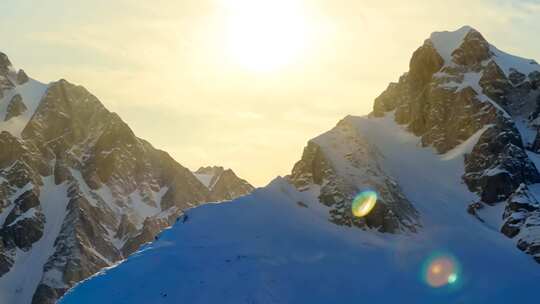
60;114;540;304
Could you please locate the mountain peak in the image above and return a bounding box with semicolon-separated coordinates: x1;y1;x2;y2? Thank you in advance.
195;166;225;175
427;25;485;65
193;166;254;201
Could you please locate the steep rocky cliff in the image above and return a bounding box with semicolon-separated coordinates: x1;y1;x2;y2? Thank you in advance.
372;26;540;262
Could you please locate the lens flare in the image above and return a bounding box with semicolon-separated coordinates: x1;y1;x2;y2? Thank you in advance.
422;253;461;288
351;190;378;217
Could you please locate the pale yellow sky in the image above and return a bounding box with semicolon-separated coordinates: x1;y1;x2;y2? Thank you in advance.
2;0;540;186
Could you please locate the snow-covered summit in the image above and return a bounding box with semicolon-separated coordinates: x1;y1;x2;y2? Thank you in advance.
429;25;475;64
427;25;540;78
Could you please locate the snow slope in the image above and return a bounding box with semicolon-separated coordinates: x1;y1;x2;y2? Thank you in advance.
60;114;540;304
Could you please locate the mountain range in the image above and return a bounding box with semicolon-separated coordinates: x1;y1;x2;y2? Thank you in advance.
0;55;253;304
59;26;540;303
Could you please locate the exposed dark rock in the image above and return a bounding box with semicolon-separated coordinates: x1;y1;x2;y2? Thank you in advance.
16;69;29;85
4;190;40;225
451;29;492;66
1;214;45;251
408;41;444;91
0;241;14;277
4;94;27;121
509;69;526;85
289;118;420;233
479;61;512;105
530;71;540;90
467;202;485;222
464;122;540;204
296;201;308;208
0;52;11;74
501;184;540;240
115;214;137;240
32;284;66;304
121;217;169;256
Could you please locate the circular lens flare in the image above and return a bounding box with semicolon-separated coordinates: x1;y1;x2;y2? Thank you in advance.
422;254;460;288
351;190;378;217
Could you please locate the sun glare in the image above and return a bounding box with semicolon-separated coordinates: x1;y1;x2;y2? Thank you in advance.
221;0;312;72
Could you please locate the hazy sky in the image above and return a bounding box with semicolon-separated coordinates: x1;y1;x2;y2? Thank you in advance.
1;0;540;186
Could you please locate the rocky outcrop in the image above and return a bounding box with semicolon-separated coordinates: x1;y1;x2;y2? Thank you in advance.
0;53;11;75
451;30;492;66
4;94;27;121
16;69;29;85
0;52;14;100
500;184;540;262
288;117;420;233
372;26;540;263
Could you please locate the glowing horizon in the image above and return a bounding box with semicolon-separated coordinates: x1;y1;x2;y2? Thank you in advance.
3;0;540;186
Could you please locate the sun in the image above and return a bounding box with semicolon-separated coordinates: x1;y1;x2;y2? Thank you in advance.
221;0;312;72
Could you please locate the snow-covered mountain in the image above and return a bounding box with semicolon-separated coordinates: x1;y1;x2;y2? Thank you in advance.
59;26;540;303
0;53;253;304
193;166;254;201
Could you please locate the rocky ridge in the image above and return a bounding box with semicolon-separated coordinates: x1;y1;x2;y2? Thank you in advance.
0;53;253;304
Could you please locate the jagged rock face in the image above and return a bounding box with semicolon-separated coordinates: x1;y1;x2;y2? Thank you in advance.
288;117;420;233
0;53;28;100
0;54;14;99
0;53;11;75
1;190;44;252
373;26;540;263
452;30;492;66
193;166;254;201
0;54;253;304
4;94;27;121
500;184;540;262
16;70;28;85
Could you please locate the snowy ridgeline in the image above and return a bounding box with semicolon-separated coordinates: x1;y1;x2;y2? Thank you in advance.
60;115;540;304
